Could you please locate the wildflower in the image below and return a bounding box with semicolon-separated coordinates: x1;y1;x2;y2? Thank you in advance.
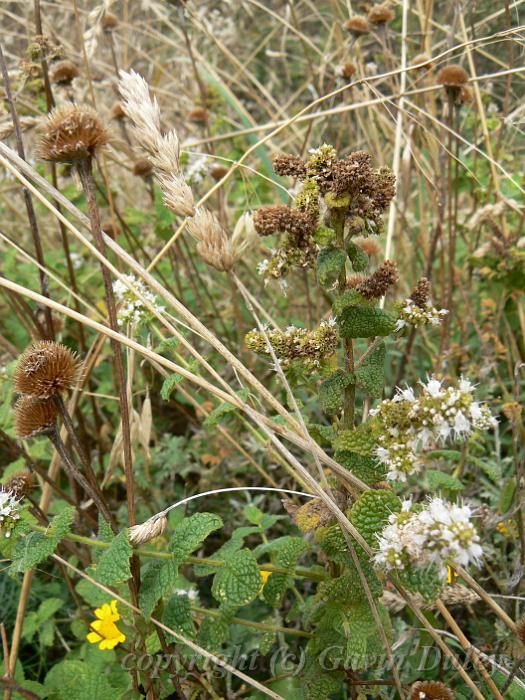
395;298;448;331
447;565;458;584
174;588;198;601
113;274;164;326
259;570;272;591
185;155;209;184
14;341;80;398
86;600;126;650
375;497;483;579
409;680;454;700
50;60;79;85
0;488;22;538
39;105;109;163
5;472;33;499
14;396;58;439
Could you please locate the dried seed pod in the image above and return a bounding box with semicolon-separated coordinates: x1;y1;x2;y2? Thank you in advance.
272;153;307;178
356;260;398;299
101;13;118;32
129;514;168;545
368;3;395;25
437;64;469;88
132;159;153;177
39;104;109;163
50;60;79;85
409;680;454;700
343;16;370;37
253;205;316;241
409;277;431;308
14;396;58;439
188;108;209;124
14;341;80;398
210;163;229;180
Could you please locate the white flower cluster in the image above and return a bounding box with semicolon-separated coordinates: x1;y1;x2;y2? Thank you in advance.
113;275;164;327
0;488;22;538
375;497;483;579
371;377;497;481
395;299;448;331
185;155;209;185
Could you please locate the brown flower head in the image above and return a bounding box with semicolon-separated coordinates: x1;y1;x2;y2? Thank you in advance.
330;150;373;198
253;205;316;243
409;277;431;307
110;102;126;120
6;471;33;499
50;60;79;85
188;108;209;124
356;260;398;299
411;53;432;70
39;104;109;163
14;396;58;439
14;341;80;398
368;3;395;25
273;153;307;178
339;62;356;80
101;13;118;32
370;166;396;211
354;237;381;257
437;65;469;88
132;159;153;178
409;680;454;700
344;16;370;37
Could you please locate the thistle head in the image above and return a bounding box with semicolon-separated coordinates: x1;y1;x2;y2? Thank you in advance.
343;16;370;37
14;341;81;398
39;104;109;163
368;3;395;25
50;60;79;85
14;396;58;439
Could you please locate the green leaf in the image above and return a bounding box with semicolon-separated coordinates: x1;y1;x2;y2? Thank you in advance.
332;289;365;316
317;247;347;288
203;389;249;427
163;594;196;640
336;451;385;486
262;537;309;608
10;507;75;574
349;490;402;547
45;660;126;700
338;306;396;339
469;455;501;482
94;529;132;586
318;370;353;415
426;469;464;492
139;560;178;619
347;241;369;272
161;373;184;401
212;549;261;607
499;478;516;513
333;425;375;456
354;342;386;398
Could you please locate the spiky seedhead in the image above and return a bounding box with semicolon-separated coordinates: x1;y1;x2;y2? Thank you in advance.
273;153;307;178
50;60;79;85
368;3;395;25
436;64;469;88
39;105;109;163
14;396;58;439
132;159;153;177
14;341;81;398
409;277;431;308
356;260;399;299
409;680;454;700
343;16;370;36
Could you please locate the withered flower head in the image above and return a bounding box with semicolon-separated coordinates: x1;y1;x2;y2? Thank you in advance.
436;64;469;88
50;60;79;85
354;237;381;257
6;471;33;499
129;514;168;545
210;163;230;181
101;13;118;32
339;62;356;80
110;102;126;120
14;340;80;398
39;104;109;163
410;53;432;70
188;108;209;124
409;680;454;700
368;3;395;25
356;260;398;299
409;277;431;308
14;396;58;439
343;16;370;36
273;153;307;178
253;205;316;242
132;159;153;177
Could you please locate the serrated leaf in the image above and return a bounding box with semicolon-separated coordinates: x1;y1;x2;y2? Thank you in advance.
469;455;501;482
10;507;75;574
332;289;366;316
204;389;249;427
317;247;347;287
354;342;385;398
347;241;369;272
140;560;178;619
263;537;309;608
349;490;402;547
212;549;261;607
426;469;464;492
45;660;125;700
161;373;184;401
163;595;196;640
318;370;353;415
94;529;132;586
338;306;396;339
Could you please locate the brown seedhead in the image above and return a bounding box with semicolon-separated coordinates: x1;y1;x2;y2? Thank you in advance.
356;260;398;299
6;471;33;499
132;159;153;177
409;277;431;307
210;163;230;180
410;53;432;70
14;396;59;439
39;105;109;163
409;680;454;700
343;16;370;36
436;64;469;88
14;340;81;398
340;62;356;80
273;153;307;178
189;108;210;124
50;60;79;85
253;205;316;242
101;13;118;32
368;3;395;25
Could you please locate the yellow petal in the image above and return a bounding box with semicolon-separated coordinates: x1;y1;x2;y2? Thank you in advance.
89;620;103;632
95;603;110;620
87;632;102;644
110;600;120;620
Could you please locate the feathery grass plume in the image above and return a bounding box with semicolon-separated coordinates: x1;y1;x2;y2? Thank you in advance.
356;260;398;299
50;60;79;85
118;69;194;217
368;3;395;25
14;341;81;398
409;680;454;700
129;514;168;545
186;207;236;272
132;159;153;178
14;395;59;439
343;16;370;36
188;107;210;124
272;153;307;178
39;105;109;163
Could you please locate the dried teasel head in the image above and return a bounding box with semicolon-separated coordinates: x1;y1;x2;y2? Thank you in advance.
343;16;370;37
210;163;230;181
356;260;398;299
188;108;210;124
39;104;109;163
50;60;79;85
437;64;469;101
5;471;33;499
14;341;81;398
132;159;153;178
101;12;118;32
368;3;395;25
129;514;168;545
14;396;58;439
409;680;454;700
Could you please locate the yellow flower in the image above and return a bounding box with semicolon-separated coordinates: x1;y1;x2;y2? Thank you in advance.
447;566;458;585
259;570;272;592
86;600;126;650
